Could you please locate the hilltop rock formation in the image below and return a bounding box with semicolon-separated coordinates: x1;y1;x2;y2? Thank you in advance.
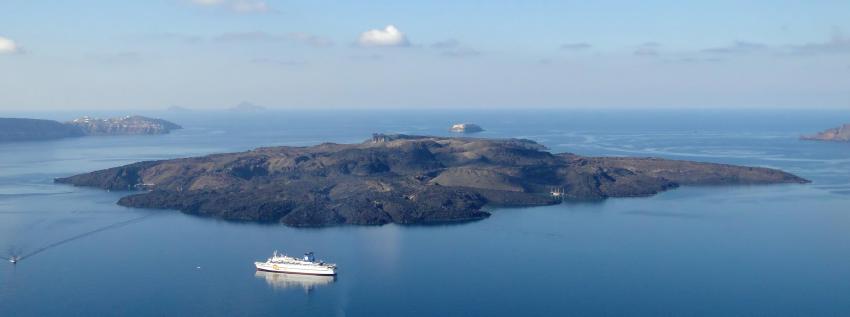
56;134;809;226
802;124;850;142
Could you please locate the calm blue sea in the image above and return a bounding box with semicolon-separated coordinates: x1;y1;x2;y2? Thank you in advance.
1;109;849;316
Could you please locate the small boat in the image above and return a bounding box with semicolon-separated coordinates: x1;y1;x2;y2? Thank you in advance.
9;256;18;264
255;251;336;276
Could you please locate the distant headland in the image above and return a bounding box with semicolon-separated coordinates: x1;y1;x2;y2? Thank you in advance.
56;134;808;227
0;116;181;143
802;124;850;142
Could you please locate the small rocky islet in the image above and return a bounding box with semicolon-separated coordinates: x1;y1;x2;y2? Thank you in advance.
56;133;809;227
802;124;850;142
450;123;484;133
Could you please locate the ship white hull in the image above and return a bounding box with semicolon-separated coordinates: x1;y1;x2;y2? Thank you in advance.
255;262;336;276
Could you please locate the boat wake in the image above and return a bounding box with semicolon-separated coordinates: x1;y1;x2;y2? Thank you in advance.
8;214;155;263
3;246;23;263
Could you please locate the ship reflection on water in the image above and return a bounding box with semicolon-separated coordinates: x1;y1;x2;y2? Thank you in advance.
254;271;336;292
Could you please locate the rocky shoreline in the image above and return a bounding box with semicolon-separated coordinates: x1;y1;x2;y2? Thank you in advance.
56;134;809;226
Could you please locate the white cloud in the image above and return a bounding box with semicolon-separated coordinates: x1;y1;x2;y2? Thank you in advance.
0;36;20;54
189;0;271;14
357;25;409;47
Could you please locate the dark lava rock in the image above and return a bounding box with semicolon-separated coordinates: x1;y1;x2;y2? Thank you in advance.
56;134;809;226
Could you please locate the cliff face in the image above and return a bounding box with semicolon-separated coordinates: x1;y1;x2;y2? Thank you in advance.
66;116;182;136
0;118;85;142
56;134;809;226
802;124;850;142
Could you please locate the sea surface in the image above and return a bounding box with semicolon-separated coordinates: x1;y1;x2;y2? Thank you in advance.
1;109;849;316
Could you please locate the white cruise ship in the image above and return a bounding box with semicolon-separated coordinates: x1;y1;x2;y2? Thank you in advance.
255;251;337;276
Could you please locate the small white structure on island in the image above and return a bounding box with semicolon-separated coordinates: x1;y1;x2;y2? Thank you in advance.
449;123;484;133
550;187;565;202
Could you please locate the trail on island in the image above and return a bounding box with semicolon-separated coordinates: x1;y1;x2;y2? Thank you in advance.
11;214;155;263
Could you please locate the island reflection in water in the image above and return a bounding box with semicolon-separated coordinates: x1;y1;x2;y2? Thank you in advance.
254;271;336;292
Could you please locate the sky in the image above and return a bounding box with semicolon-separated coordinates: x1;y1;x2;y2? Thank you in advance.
0;0;849;111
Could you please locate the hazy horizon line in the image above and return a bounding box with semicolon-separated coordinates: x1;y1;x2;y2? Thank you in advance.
1;105;848;114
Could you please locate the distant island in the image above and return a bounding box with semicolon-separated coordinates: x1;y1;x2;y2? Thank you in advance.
56;134;808;227
67;116;182;136
802;124;850;142
0;116;181;142
229;101;267;112
450;123;484;133
0;118;85;142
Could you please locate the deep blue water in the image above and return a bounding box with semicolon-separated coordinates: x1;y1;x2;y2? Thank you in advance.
1;109;849;316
